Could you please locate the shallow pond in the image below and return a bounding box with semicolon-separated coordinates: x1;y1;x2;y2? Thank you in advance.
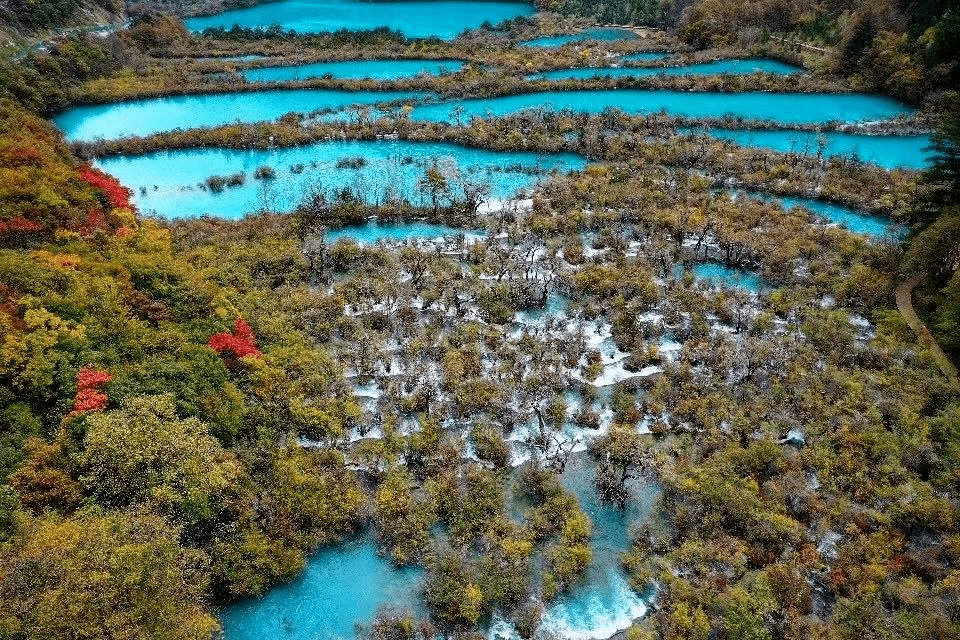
689;128;932;170
219;533;425;640
529;58;801;80
241;59;466;82
677;262;763;291
184;0;534;39
519;27;638;48
95;140;587;218
54;89;424;141
409;90;912;125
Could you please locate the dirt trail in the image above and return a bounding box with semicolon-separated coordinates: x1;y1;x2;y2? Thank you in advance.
895;273;960;391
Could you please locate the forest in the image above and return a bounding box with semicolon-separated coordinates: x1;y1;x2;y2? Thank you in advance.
0;0;959;639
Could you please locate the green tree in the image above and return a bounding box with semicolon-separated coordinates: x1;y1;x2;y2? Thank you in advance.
0;511;218;640
77;394;243;525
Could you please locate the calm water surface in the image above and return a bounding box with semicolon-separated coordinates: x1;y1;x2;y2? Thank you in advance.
529;58;801;80
56;88;915;142
519;27;637;48
185;0;534;39
242;59;466;82
219;534;425;640
409;89;913;125
96;140;586;218
676;262;763;291
735;191;899;238
687;128;931;170
54;89;424;141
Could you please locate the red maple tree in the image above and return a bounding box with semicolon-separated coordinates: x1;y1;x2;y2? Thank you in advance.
78;165;134;211
209;317;261;359
70;367;113;416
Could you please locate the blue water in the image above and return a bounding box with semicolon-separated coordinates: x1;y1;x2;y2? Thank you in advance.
326;220;477;244
55;89;915;142
677;262;763;291
515;292;568;324
54;89;424;142
242;59;466;82
619;52;672;62
409;90;912;125
185;0;534;39
95;140;587;218
535;454;657;639
219;534;425;640
519;27;638;48
689;128;932;170
734;191;897;238
530;59;801;80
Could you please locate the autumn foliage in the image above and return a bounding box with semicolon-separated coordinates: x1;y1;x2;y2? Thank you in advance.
0;216;43;234
209;318;261;359
0;100;118;240
70;367;112;416
78;165;133;211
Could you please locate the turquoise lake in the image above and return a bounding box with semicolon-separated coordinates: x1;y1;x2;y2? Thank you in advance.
529;58;801;80
95;140;587;218
241;59;466;82
519;27;638;47
184;0;534;39
408;90;913;125
54;89;423;141
219;533;425;640
55;88;915;142
686;128;931;170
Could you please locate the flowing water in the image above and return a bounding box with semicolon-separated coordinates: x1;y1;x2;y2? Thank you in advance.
492;454;659;640
71;8;924;638
325;220;477;244
619;52;673;62
219;533;426;640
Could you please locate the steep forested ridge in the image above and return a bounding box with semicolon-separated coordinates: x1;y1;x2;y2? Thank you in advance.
0;94;370;636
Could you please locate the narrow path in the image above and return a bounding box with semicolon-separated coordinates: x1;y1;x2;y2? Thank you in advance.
768;35;831;54
895;274;960;390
